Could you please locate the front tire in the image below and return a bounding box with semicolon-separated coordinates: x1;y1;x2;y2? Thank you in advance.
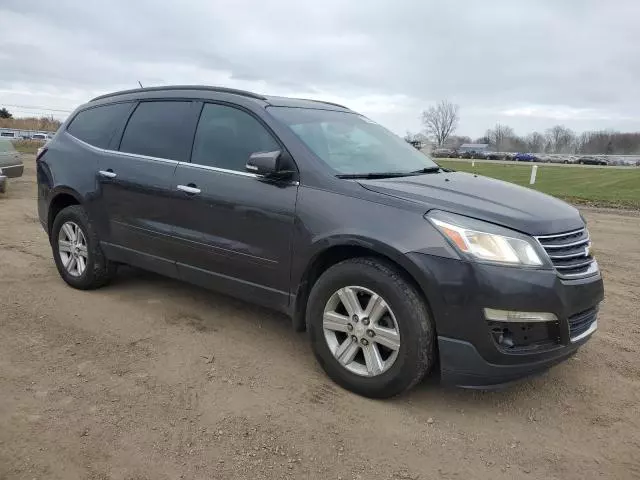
51;205;117;290
307;258;435;398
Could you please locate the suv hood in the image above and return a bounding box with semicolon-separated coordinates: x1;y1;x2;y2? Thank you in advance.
358;171;583;235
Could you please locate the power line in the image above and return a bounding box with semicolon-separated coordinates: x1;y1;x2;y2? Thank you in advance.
2;104;73;113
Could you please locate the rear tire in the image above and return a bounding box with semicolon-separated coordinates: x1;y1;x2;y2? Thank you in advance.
51;205;117;290
307;257;435;398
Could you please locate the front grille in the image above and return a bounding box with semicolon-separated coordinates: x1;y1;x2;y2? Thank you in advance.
568;307;598;341
535;228;597;278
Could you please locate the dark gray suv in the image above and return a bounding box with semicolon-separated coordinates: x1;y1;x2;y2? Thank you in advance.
37;86;604;398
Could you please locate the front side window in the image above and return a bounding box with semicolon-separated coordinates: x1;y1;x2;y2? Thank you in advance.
269;107;439;175
66;102;132;148
191;103;280;171
119;101;193;161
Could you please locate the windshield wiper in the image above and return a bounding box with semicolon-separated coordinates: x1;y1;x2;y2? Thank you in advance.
335;172;416;179
408;167;442;174
336;167;442;179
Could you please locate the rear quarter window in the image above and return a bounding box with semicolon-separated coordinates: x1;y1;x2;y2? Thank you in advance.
66;102;133;149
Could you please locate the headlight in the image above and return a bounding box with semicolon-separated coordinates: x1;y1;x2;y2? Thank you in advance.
427;211;544;266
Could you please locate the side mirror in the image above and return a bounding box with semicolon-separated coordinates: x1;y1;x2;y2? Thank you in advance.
246;150;290;178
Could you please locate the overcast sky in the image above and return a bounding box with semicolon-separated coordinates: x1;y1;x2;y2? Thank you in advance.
1;0;639;137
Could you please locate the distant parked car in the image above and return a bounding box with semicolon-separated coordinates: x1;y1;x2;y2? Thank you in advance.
513;153;538;162
31;134;48;141
546;155;571;164
0;138;24;193
432;148;456;158
577;156;608;166
482;152;503;160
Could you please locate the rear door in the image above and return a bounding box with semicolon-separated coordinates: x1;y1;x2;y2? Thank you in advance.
97;100;200;272
171;102;298;310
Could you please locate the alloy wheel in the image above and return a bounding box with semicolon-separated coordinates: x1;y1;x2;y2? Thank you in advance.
58;221;88;277
323;286;401;377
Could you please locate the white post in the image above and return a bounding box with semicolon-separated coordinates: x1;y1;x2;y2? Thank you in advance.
472;161;475;167
530;165;538;185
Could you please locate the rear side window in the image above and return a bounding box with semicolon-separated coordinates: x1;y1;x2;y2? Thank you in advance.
119;101;193;161
67;102;132;148
191;103;280;171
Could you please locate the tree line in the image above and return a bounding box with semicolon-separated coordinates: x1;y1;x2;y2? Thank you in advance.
411;100;640;155
0;107;62;132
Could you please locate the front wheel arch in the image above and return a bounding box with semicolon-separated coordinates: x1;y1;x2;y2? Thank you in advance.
292;241;433;333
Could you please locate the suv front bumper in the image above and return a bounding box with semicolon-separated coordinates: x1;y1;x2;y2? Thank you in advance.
406;253;604;388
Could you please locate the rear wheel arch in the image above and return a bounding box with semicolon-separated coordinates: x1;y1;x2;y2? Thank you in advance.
48;188;82;236
292;240;432;332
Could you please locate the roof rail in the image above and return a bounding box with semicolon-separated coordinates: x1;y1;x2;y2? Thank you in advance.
90;85;266;102
300;98;349;109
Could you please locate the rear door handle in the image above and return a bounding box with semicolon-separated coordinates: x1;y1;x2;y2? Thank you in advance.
99;170;117;178
177;184;201;195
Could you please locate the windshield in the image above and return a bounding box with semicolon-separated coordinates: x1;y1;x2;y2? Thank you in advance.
269;107;438;175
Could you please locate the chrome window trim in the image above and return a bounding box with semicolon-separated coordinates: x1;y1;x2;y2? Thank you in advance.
66;132;179;164
179;163;300;185
178;162;257;178
67;131;300;184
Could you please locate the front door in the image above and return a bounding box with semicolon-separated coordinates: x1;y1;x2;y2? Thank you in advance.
171;102;298;310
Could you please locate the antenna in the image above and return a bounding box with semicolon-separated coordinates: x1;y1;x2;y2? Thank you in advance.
137;81;144;88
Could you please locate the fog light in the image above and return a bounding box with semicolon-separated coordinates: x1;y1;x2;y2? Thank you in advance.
484;308;558;323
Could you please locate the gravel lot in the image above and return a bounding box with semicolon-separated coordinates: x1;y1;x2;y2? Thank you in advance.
1;156;639;480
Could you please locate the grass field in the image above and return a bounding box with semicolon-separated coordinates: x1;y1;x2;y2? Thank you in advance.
438;160;640;209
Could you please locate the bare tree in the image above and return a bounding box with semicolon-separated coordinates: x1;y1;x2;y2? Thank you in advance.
421;100;460;146
525;132;546;153
546;125;575;154
486;123;515;151
404;131;417;143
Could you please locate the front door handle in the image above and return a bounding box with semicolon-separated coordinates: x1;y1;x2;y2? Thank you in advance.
99;170;117;179
177;184;201;195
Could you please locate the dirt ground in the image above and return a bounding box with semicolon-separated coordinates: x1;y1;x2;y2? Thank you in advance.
1;156;639;480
